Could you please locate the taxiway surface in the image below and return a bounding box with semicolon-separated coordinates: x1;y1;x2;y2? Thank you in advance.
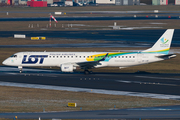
1;66;180;118
0;16;180;21
0;105;180;119
0;66;180;99
1;30;180;47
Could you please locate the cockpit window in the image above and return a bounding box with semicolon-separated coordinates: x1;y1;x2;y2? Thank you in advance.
10;55;17;58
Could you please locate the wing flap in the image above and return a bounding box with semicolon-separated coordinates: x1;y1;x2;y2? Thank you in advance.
76;61;101;69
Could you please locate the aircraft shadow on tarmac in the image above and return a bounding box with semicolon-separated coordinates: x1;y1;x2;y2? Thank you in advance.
0;66;179;75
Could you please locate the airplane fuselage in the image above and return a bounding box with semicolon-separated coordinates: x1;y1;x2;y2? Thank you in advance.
3;51;164;68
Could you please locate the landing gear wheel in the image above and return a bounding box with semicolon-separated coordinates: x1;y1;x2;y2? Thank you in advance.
84;70;90;75
20;70;22;73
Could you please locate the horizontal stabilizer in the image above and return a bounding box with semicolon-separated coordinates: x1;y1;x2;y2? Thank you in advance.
156;54;176;59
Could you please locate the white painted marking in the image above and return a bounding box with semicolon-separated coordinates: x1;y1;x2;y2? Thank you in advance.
116;80;178;86
0;81;179;100
55;12;62;15
14;34;26;38
136;76;180;80
116;80;131;83
150;23;166;25
128;108;172;111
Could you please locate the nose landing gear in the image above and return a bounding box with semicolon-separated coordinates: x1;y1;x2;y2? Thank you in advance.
18;66;23;73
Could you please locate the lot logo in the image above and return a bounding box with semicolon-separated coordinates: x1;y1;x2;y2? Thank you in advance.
161;37;169;44
22;55;48;64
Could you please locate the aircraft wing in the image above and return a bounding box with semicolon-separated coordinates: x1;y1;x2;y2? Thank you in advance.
76;61;101;69
75;53;109;69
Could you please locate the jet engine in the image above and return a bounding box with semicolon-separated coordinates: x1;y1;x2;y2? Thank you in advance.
60;64;76;72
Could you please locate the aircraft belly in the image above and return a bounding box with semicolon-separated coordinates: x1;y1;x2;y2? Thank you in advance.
107;59;137;67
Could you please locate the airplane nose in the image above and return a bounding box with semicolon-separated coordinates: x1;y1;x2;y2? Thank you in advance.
2;59;7;65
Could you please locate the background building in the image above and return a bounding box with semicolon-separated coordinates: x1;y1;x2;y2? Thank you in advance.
152;0;160;5
95;0;115;4
27;0;47;7
152;0;178;5
19;0;28;5
74;0;95;3
96;0;140;5
175;0;180;4
160;0;168;5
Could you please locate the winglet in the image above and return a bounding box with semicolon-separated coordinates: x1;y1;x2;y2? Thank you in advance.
99;53;109;61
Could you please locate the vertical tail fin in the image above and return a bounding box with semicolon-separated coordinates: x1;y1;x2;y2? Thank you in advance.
143;29;174;54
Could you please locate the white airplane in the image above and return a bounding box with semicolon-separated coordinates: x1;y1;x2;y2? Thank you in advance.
2;29;176;74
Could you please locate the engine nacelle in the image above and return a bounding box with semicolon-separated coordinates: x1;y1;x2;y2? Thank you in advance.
61;64;76;72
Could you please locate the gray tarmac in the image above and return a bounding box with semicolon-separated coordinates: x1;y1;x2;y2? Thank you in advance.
1;10;180;14
0;105;180;119
0;42;148;48
1;66;180;98
1;29;180;48
1;67;180;119
0;15;180;22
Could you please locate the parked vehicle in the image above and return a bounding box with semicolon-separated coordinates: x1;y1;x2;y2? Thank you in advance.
49;3;58;7
53;2;66;7
65;1;73;6
78;2;83;6
89;2;98;6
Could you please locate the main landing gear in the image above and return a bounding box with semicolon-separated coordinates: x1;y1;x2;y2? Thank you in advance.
84;69;92;75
